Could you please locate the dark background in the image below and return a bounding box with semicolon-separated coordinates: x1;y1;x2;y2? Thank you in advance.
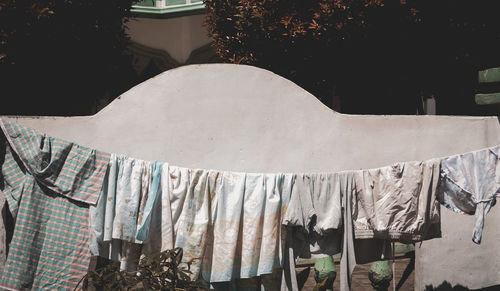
1;0;500;116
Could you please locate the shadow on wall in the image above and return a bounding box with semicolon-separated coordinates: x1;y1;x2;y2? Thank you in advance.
425;281;500;291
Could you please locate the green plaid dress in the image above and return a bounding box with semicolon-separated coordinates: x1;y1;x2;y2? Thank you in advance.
0;120;110;290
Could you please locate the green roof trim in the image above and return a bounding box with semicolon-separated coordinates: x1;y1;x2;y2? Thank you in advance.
131;2;205;16
478;67;500;83
475;93;500;105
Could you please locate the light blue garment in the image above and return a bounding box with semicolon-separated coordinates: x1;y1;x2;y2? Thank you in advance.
201;172;294;283
436;146;500;244
104;154;120;241
136;161;163;241
89;153;118;256
89;154;160;264
112;157;152;241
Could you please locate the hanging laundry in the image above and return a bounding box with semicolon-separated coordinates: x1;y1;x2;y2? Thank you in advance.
339;172;395;291
351;159;442;241
281;173;342;290
0;193;6;278
89;154;162;270
0;120;110;290
113;157;153;242
201;172;289;283
160;166;214;280
339;159;442;291
136;161;163;242
284;173;342;234
436;146;500;244
5;119;498;290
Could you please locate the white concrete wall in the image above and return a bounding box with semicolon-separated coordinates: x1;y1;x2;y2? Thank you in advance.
127;14;211;63
415;207;500;290
2;64;499;289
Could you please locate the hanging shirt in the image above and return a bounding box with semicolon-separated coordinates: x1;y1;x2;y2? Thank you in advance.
0;119;109;290
351;159;442;241
436;146;500;244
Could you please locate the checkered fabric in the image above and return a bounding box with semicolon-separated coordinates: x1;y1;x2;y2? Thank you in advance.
0;120;110;290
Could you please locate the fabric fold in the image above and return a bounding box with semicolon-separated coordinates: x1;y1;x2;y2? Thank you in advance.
351;159;442;241
0;120;107;206
158;166;214;280
202;172;293;284
6;119;500;290
339;171;394;291
0;119;110;290
136;161;163;242
89;154;163;271
436;146;500;244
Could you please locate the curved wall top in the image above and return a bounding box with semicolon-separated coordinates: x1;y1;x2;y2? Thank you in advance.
2;64;500;290
4;64;499;173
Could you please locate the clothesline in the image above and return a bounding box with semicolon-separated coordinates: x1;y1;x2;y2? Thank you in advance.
0;118;498;291
99;146;500;177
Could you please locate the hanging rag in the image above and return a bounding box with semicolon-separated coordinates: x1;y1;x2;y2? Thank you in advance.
436;146;500;244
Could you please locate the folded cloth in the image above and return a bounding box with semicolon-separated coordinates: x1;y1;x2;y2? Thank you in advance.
0;120;109;290
436;146;500;244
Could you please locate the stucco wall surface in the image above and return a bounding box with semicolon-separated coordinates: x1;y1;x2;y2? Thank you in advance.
127;14;212;63
1;64;499;289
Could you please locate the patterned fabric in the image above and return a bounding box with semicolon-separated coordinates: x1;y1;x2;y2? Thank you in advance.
157;167;294;283
201;172;293;283
0;119;110;290
89;155;162;270
136;161;163;241
160;167;214;280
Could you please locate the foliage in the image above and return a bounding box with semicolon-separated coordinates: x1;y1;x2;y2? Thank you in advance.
79;248;207;291
0;0;139;115
204;0;500;115
204;0;418;64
